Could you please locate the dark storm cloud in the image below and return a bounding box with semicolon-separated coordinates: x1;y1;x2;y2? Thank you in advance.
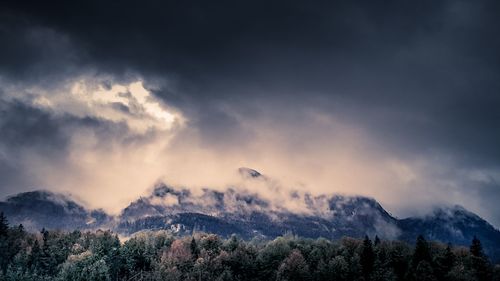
0;99;134;152
1;1;500;222
2;0;499;166
0;100;68;193
0;100;67;151
0;98;138;193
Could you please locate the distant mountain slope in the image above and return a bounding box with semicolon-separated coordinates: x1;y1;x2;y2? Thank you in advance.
1;168;499;261
398;205;500;261
0;190;112;231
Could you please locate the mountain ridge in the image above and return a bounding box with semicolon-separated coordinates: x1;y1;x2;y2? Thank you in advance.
1;168;499;261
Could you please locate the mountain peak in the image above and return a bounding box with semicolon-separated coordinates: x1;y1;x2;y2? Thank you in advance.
7;190;75;207
0;189;111;231
430;205;483;222
152;183;181;198
238;167;262;178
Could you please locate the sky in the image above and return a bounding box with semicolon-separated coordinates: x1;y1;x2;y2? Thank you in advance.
0;1;499;226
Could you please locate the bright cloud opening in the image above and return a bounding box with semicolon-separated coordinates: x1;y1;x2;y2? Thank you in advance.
67;79;181;134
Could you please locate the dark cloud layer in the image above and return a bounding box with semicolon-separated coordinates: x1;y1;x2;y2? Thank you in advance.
0;1;500;224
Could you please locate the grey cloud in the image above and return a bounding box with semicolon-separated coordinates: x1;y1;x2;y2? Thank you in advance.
0;97;150;192
0;100;68;152
476;180;500;227
1;0;500;223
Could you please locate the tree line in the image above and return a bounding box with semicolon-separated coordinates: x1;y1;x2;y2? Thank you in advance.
0;212;499;281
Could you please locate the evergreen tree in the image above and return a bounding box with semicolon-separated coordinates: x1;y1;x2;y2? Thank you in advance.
414;260;436;281
470;236;484;257
0;212;8;237
469;236;492;281
372;241;395;281
434;244;455;280
390;243;410;281
190;236;199;259
0;213;10;273
360;235;375;280
29;239;41;271
37;229;57;276
374;235;381;247
100;233;121;280
412;235;431;269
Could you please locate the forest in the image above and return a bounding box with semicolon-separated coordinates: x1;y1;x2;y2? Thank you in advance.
0;213;499;281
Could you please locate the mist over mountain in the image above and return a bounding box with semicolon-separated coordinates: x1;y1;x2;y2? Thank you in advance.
1;168;499;262
2;1;500;280
399;205;500;263
0;190;112;231
2;0;500;230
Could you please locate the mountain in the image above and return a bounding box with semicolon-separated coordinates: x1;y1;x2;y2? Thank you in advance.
0;190;112;231
117;184;400;241
1;168;499;261
117;167;399;239
398;205;500;261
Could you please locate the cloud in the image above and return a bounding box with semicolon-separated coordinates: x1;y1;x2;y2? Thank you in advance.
0;0;500;226
41;78;183;134
0;74;499;226
0;76;186;212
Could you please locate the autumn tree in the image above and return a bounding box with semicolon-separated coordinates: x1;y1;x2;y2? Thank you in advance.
276;249;310;281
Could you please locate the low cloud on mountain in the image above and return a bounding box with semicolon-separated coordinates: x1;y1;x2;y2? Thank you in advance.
0;0;499;226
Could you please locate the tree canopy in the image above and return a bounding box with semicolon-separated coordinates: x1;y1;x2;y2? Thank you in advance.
0;214;498;281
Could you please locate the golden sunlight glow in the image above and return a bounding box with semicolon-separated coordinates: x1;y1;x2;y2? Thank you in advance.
67;79;180;133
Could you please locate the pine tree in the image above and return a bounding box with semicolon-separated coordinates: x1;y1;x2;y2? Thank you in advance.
374;235;381;247
0;212;9;274
470;236;484;257
414;260;436;281
190;237;199;259
17;224;24;234
389;245;408;281
412;235;431;269
29;239;41;271
469;236;492;281
433;244;455;280
0;212;8;237
38;228;57;276
360;235;375;280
